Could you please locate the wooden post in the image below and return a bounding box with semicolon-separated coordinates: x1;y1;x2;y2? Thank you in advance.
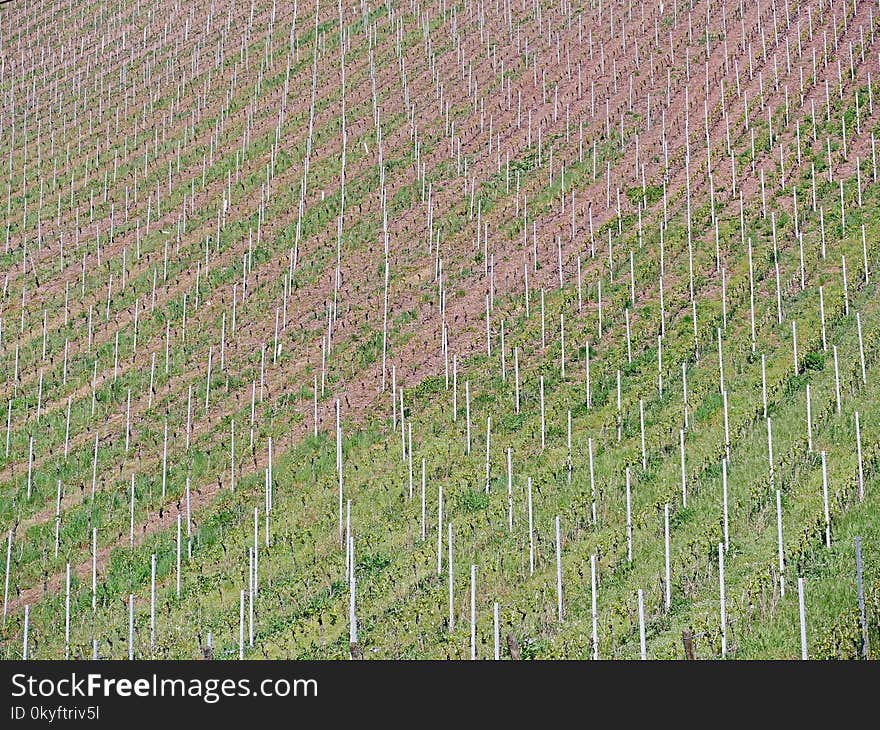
23;604;29;660
798;577;808;659
638;590;646;659
540;376;545;450
465;381;471;454
682;629;695;660
349;535;357;658
528;477;535;575
640;399;647;469
92;528;97;612
421;459;427;540
821;451;831;548
514;347;520;413
484;418;491;493
493;602;500;660
239;590;245;660
448;522;454;631
722;459;730;552
556;516;563;622
150;554;156;655
806;385;813;452
128;594;135;660
437;485;443;576
664;504;671;610
470;564;477;660
507;448;513;531
719;542;727;658
2;529;11;626
590;554;599;659
857;313;866;384
65;564;71;659
588;438;597;526
626;468;633;562
856;412;864;501
176;514;182;598
833;346;841;414
776;490;785;598
680;429;687;507
856;537;869;659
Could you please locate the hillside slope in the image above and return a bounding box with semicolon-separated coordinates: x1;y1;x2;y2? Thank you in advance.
1;0;879;659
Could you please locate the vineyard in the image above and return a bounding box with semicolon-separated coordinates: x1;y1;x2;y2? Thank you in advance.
0;0;879;660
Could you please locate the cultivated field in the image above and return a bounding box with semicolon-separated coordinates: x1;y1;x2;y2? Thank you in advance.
1;0;879;659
